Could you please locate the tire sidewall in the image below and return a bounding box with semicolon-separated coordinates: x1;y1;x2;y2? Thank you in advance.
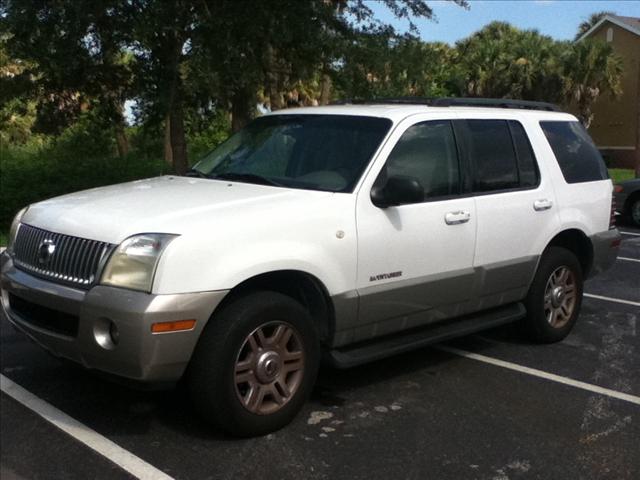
524;247;583;342
630;198;640;227
189;291;320;437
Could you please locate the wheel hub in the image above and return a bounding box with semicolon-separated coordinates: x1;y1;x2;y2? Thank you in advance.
551;286;565;308
255;351;282;383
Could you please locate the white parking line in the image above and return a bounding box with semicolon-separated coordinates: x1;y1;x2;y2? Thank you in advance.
0;374;174;480
620;231;640;236
436;346;640;406
584;293;640;307
619;257;640;263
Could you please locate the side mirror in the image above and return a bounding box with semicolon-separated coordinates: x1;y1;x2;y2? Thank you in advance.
371;175;424;208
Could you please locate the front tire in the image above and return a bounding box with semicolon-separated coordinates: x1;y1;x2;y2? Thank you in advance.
188;291;319;437
522;247;583;343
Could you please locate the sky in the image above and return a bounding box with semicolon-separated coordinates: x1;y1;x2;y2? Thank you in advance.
371;0;640;44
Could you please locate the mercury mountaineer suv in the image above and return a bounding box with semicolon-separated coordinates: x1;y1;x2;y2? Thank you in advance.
1;98;621;437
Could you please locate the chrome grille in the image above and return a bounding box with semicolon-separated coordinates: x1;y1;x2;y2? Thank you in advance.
12;224;115;289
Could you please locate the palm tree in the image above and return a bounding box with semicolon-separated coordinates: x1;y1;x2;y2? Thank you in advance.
562;39;623;128
575;11;615;40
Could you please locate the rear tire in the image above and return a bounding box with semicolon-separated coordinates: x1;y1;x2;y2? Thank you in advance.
522;247;583;343
628;197;640;227
188;291;319;437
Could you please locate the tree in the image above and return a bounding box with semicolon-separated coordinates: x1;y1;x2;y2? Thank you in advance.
3;0;135;156
575;11;614;40
561;39;623;128
453;22;564;101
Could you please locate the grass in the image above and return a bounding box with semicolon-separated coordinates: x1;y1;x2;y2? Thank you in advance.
0;231;6;248
609;168;635;184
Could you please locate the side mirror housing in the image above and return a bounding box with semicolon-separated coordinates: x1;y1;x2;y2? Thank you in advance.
371;175;424;208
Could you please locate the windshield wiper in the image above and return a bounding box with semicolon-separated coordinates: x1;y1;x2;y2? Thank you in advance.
184;168;211;179
211;172;283;187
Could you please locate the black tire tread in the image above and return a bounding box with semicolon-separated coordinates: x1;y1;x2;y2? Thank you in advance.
522;246;583;343
188;290;319;437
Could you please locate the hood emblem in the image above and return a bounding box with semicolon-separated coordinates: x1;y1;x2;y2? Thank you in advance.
37;239;56;265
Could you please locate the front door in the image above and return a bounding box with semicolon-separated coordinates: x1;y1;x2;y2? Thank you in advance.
353;118;477;343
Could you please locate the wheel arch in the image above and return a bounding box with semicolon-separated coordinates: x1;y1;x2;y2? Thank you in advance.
624;190;640;217
210;270;336;346
544;229;594;277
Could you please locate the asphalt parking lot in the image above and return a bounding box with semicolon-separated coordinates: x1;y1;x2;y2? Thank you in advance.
1;225;639;480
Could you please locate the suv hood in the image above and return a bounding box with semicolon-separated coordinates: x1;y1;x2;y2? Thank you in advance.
23;176;333;244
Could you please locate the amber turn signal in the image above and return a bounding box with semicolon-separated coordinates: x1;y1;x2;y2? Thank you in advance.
151;319;196;333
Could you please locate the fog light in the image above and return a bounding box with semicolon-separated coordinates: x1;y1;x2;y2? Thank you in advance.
109;321;120;345
94;318;119;350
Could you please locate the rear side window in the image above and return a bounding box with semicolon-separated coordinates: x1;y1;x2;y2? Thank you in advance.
509;121;539;188
459;120;520;192
540;121;608;183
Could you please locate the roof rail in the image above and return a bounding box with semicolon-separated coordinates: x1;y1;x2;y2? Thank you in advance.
333;97;562;112
430;97;561;112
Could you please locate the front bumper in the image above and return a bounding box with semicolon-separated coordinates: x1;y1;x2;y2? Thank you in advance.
1;251;228;382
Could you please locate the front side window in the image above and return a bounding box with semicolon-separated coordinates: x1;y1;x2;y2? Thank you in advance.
540;121;608;184
192;115;392;192
379;120;460;201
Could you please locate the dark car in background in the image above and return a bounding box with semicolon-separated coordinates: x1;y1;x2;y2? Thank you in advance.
614;179;640;227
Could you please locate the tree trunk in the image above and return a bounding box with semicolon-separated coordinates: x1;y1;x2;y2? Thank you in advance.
111;99;129;158
114;123;129;158
320;68;332;106
265;43;283;111
164;114;173;166
231;88;254;133
169;93;188;175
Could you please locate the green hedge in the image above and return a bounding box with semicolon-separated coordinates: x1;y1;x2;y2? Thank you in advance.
1;143;170;232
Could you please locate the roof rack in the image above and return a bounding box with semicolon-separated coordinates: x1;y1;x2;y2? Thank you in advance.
332;97;562;112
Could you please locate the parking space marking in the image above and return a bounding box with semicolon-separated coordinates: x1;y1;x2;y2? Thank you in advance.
618;256;640;263
584;293;640;307
0;374;174;480
620;231;640;236
436;346;640;406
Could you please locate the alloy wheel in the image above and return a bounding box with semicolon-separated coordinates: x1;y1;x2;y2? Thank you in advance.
543;266;577;329
234;322;305;415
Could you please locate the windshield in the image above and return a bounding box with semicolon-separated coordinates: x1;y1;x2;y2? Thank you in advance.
191;114;392;192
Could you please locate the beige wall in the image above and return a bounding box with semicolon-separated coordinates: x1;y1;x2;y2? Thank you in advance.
587;22;639;154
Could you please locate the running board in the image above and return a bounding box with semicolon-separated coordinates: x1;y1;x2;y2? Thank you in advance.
326;303;526;369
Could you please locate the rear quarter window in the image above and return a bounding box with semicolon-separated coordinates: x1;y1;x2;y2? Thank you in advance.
540;121;608;184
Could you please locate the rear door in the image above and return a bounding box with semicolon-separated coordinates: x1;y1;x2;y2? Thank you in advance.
454;115;560;308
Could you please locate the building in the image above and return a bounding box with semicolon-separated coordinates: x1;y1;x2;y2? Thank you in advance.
578;14;639;172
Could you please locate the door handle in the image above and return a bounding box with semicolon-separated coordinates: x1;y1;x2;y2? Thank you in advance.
445;210;471;225
533;199;553;211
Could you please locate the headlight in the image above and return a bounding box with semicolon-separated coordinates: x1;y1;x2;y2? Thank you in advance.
7;206;29;254
101;233;178;292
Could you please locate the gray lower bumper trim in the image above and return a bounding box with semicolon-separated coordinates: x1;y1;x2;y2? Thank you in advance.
589;229;621;277
1;252;228;382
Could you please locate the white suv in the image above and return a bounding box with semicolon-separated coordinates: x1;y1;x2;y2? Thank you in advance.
1;98;620;436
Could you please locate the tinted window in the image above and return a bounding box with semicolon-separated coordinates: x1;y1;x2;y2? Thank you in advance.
509;120;539;188
540;121;608;183
462;120;519;192
382;120;460;201
193;115;392;192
